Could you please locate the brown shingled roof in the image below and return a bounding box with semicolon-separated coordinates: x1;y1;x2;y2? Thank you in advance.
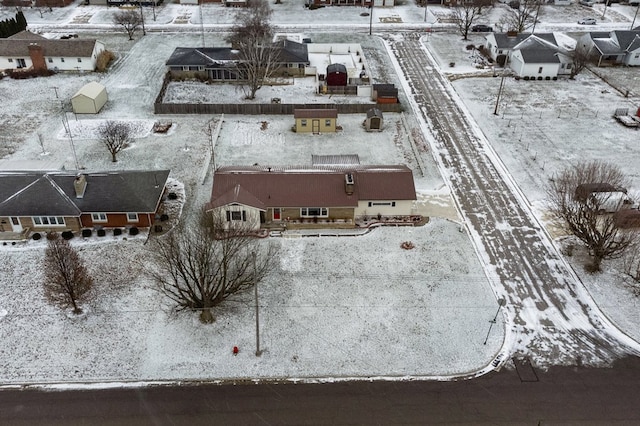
293;109;338;119
208;165;416;210
0;38;100;58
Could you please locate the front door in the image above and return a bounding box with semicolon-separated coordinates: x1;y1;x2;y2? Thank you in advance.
10;217;22;232
273;208;281;221
312;119;320;134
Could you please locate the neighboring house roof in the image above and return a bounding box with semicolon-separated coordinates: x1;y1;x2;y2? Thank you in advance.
587;30;640;56
72;81;106;99
0;170;170;217
166;42;310;68
491;33;557;50
294;109;338;118
206;165;416;211
275;39;309;63
165;47;240;67
519;48;560;63
8;30;47;41
0;33;100;58
311;154;360;166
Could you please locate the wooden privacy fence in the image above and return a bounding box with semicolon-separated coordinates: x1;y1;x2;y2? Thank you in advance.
154;102;402;115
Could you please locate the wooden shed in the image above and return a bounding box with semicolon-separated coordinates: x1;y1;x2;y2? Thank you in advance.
326;63;348;86
71;82;107;114
364;108;383;132
372;83;398;104
294;109;338;133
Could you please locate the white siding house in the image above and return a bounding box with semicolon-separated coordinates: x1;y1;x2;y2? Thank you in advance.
0;31;105;73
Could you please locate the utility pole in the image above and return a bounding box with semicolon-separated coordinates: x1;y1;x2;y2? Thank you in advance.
139;2;146;36
631;2;640;30
423;0;428;23
493;55;509;115
602;0;608;19
369;4;373;36
531;1;541;33
253;251;262;357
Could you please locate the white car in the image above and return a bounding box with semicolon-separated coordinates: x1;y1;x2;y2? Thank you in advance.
578;18;597;25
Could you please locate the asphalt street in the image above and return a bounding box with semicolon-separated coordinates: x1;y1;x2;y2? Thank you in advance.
2;356;640;425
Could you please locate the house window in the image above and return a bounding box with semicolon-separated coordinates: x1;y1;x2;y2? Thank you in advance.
368;201;396;207
566;63;572;69
226;210;247;221
77;58;82;62
61;58;65;63
538;67;543;73
91;213;107;223
635;53;640;58
33;216;65;226
301;119;307;127
127;213;139;222
300;207;328;217
8;58;12;62
325;119;331;126
48;58;53;63
198;66;204;71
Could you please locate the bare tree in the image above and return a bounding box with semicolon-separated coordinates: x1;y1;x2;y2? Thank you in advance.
499;0;542;33
622;243;640;284
547;161;637;272
44;237;93;315
225;0;279;100
97;121;134;162
450;3;484;40
113;10;142;41
147;211;277;324
569;44;591;79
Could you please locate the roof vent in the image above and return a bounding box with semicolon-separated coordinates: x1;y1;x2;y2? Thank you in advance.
345;173;354;195
74;174;87;199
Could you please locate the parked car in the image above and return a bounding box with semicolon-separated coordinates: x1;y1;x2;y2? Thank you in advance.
579;0;595;6
578;18;597;25
471;24;494;32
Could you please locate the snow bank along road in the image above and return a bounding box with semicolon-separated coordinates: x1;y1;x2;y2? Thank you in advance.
389;33;640;367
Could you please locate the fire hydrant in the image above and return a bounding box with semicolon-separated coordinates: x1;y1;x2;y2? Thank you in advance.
233;346;239;356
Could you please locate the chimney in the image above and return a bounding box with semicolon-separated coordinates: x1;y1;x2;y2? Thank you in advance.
74;174;87;199
345;173;354;195
28;43;48;73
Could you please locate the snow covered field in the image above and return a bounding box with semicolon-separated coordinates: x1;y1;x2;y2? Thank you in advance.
0;0;639;386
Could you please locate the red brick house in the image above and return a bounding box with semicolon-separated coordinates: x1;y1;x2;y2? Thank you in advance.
0;170;170;239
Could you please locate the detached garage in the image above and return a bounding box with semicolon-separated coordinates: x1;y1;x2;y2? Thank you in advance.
71;81;107;114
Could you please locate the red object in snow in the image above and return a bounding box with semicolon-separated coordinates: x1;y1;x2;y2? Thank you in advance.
636;107;640;117
233;346;239;355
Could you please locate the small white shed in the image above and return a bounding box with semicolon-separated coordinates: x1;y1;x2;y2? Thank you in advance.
71;82;107;114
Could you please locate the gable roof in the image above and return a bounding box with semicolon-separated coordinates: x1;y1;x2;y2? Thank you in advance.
518;48;560;63
72;81;106;100
0;35;101;58
206;165;416;211
491;33;557;50
587;30;640;55
0;170;170;217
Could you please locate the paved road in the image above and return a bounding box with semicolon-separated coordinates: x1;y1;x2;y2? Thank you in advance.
388;34;640;367
2;356;640;425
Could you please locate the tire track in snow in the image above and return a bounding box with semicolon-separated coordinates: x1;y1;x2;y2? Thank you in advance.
389;34;640;367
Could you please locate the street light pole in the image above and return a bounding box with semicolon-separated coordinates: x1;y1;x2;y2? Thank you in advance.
493;54;509;115
253;251;262;357
483;298;506;345
369;4;373;36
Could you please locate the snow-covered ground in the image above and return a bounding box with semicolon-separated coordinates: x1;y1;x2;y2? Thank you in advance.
0;0;639;386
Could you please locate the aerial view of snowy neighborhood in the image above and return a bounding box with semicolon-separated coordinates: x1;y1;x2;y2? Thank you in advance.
1;0;640;421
